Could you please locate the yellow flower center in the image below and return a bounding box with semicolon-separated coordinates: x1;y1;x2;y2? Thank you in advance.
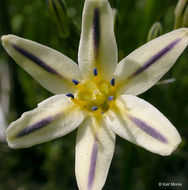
67;69;117;116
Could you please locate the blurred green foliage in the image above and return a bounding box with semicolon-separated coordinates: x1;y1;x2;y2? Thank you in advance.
0;0;188;189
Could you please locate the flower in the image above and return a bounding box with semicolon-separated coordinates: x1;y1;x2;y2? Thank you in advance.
1;0;188;189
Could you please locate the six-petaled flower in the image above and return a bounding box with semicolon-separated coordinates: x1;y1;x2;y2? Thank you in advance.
1;0;188;190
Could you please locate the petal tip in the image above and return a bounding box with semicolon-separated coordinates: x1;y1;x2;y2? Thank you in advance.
179;27;188;37
1;35;8;46
5;136;16;149
1;34;14;48
160;135;182;156
1;34;12;42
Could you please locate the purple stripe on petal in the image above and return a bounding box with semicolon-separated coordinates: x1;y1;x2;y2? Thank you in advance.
128;115;168;143
88;139;98;190
17;114;60;137
93;8;100;56
11;43;63;78
130;38;181;78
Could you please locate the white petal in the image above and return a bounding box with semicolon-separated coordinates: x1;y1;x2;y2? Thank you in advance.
6;95;86;148
114;28;188;95
106;95;181;156
75;117;115;190
1;35;82;94
78;0;118;81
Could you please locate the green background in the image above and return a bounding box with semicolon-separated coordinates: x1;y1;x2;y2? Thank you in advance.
0;0;188;189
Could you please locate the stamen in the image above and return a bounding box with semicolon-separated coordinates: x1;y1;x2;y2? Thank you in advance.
111;78;115;86
72;79;80;85
93;68;98;76
108;96;114;102
66;93;74;99
92;106;98;111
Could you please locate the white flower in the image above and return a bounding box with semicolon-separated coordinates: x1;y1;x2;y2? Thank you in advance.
1;0;188;189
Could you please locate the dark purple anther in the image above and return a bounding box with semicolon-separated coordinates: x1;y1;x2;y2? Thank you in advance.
93;68;98;76
92;106;98;111
72;79;80;85
111;78;115;86
108;96;114;102
66;93;74;99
